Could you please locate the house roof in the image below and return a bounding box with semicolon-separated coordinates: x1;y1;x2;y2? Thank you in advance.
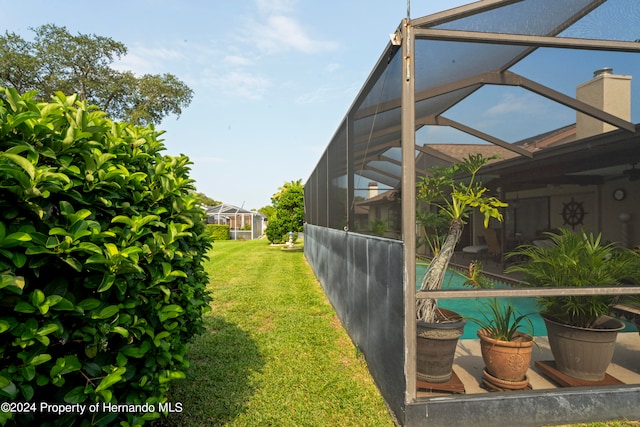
206;204;266;217
356;189;400;207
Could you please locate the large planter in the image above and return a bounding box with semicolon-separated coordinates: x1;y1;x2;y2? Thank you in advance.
416;309;466;383
477;329;534;382
542;313;625;381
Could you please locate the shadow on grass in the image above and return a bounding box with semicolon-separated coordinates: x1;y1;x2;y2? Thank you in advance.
151;316;263;426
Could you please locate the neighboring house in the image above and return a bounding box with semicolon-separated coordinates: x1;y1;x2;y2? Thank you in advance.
205;203;267;240
354;183;401;238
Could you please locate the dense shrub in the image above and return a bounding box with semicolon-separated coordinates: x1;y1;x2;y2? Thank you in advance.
205;224;230;240
265;215;286;244
0;88;212;426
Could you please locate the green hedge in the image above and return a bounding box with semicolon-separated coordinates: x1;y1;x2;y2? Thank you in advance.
206;224;230;240
0;88;212;426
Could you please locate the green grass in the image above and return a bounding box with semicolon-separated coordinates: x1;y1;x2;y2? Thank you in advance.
155;239;395;426
151;238;638;427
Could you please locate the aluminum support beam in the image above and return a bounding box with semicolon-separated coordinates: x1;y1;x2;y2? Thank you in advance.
417;286;640;299
400;18;417;404
415;28;640;53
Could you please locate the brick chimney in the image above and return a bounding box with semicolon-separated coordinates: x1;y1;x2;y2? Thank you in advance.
576;67;631;139
368;182;379;198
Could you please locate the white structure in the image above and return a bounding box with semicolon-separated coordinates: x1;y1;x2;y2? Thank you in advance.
205;204;266;240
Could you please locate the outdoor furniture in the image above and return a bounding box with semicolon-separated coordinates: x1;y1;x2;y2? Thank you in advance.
483;228;502;261
462;243;488;258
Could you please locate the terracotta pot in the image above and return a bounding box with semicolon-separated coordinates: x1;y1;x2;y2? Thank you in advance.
482;369;530;391
477;329;534;382
416;309;466;383
542;313;624;381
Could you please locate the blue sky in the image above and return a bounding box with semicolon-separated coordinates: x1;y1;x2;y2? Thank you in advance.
2;0;470;209
3;0;638;209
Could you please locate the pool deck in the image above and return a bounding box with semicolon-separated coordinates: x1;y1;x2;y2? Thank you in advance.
418;252;640;397
416;331;640;398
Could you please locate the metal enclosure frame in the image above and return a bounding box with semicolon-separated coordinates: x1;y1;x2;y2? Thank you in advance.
304;1;640;425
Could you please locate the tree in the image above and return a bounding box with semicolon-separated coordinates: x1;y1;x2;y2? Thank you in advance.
0;24;193;125
193;192;221;207
415;154;507;323
266;180;304;243
258;205;275;219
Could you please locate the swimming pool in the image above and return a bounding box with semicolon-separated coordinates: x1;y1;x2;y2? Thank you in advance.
416;264;634;340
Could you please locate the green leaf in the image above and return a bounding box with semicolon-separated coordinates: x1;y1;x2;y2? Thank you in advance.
19;383;34;401
50;297;74;311
121;340;152;358
1;379;18;399
95;368;125;392
158;304;184;322
37;323;59;336
31;289;45;306
63;256;83;272
29;353;52;366
0;320;11;334
111;215;134;227
97;274;115;292
64;385;87;403
104;243;119;257
93;305;120;320
0;152;35;180
76;298;101;310
0;274;25;292
0;231;32;248
14;300;36;313
50;355;81;377
153;331;170;347
21;365;36;381
111;326;129;338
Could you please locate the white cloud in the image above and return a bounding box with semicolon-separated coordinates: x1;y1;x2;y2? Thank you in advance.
213;70;272;100
255;0;295;15
242;1;338;55
325;63;341;73
224;54;254;67
485;92;549;117
113;44;188;75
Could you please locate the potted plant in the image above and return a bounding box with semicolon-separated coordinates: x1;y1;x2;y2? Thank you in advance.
505;229;640;381
460;262;535;390
415;154;507;383
469;298;535;389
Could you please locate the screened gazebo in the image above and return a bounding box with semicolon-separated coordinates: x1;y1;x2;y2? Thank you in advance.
205;203;266;240
304;1;640;426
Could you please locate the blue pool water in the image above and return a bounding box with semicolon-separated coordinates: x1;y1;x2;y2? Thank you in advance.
416;264;634;340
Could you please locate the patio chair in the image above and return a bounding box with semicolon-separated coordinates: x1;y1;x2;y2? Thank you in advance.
483;228;501;261
462;238;488;259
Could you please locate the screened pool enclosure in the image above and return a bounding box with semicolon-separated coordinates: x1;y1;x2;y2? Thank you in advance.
304;1;640;426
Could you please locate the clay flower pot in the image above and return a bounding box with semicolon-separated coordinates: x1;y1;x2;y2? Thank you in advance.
477;329;534;382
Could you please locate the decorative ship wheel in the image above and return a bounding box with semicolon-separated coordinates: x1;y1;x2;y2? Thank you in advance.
561;198;586;229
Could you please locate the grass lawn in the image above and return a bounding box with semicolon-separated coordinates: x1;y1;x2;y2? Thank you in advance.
155;239;395;426
151;238;639;427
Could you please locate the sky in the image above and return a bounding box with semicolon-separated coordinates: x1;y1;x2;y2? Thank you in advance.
3;0;469;210
2;0;638;210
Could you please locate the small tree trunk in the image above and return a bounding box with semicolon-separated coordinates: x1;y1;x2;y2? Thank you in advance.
416;219;464;323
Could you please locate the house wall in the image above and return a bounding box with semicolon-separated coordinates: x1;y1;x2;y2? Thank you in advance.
507;182;640;248
600;179;640;248
366;205;401;239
